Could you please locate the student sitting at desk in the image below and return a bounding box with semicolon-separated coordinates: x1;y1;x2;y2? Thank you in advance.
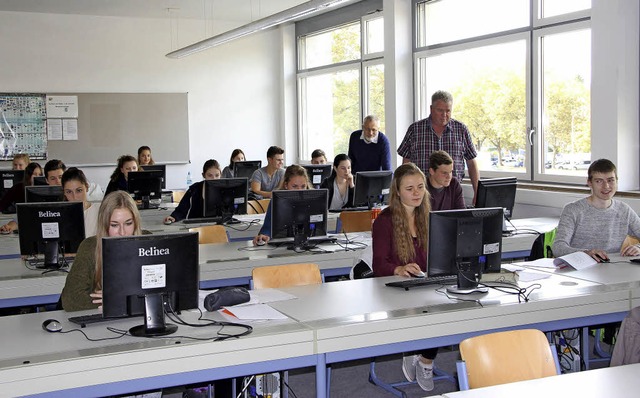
0;162;42;214
250;145;285;199
320;154;354;210
137;145;155;166
311;149;328;165
222;148;245;178
62;167;99;237
11;153;30;170
553;158;640;262
0;159;64;233
427;150;465;211
164;159;222;223
252;164;310;246
60;191;144;311
371;163;437;391
104;155;138;197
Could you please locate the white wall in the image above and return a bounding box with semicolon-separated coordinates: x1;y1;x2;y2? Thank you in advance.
0;11;285;189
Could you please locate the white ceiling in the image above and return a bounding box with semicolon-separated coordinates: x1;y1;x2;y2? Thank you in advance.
0;0;308;22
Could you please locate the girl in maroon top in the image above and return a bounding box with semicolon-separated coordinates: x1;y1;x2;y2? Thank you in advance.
371;162;437;391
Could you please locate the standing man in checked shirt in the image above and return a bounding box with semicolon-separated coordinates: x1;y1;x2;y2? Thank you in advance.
397;90;480;204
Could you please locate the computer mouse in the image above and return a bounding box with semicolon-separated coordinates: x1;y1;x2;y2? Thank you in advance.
256;239;267;246
595;254;610;263
42;319;63;333
411;270;426;278
0;229;11;235
163;219;173;225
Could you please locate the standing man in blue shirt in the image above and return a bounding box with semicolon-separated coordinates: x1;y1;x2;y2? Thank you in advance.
347;115;391;174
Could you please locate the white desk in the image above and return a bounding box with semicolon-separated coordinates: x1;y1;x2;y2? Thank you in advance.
0;310;315;397
0;264;636;397
269;274;629;397
442;363;640;398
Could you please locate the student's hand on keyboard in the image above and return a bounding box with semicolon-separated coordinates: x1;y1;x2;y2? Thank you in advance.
394;262;422;277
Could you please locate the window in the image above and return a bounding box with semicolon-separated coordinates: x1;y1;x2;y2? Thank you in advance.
297;13;384;161
415;0;590;183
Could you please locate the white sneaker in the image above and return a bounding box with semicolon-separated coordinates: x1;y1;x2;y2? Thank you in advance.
402;354;418;382
416;360;434;391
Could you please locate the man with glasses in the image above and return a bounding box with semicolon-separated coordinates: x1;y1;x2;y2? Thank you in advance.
553;158;640;261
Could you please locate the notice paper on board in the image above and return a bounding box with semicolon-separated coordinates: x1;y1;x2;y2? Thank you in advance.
46;96;78;118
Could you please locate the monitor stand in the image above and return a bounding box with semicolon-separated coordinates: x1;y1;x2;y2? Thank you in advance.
445;263;488;294
129;293;177;337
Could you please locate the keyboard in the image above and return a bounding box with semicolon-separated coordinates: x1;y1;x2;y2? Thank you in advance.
182;217;222;225
385;275;457;289
329;206;370;213
68;313;132;327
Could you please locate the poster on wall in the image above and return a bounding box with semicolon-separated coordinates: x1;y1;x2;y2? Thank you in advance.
46;95;78;118
0;94;48;160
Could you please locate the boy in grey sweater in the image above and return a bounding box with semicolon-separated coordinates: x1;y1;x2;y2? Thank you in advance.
553;159;640;261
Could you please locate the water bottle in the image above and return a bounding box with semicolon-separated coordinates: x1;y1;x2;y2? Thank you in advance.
186;171;192;186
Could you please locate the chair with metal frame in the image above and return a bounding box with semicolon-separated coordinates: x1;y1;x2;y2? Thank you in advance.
457;329;560;390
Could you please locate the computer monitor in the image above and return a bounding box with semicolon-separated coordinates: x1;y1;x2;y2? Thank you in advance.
428;207;504;294
16;201;85;269
24;185;64;203
271;188;329;251
140;164;166;189
353;171;393;208
202;178;249;224
475;177;518;220
127;170;163;209
33;176;48;186
0;169;25;212
102;232;199;337
302;164;333;188
233;160;262;179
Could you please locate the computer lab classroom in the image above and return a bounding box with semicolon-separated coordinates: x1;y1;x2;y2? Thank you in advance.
0;1;639;397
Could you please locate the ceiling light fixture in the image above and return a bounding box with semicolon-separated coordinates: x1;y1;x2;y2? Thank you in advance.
166;0;359;59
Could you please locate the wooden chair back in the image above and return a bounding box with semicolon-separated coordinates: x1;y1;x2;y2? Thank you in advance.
458;329;558;389
251;263;322;289
340;210;372;233
189;225;229;244
172;190;186;203
622;235;640;251
247;199;270;214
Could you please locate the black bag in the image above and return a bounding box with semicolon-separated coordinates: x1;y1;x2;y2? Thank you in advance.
203;287;250;311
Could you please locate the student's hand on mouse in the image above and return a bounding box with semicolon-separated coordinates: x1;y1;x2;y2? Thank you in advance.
90;290;103;310
252;234;270;246
585;249;609;262
164;216;175;223
0;222;16;234
394;262;422;277
621;244;640;257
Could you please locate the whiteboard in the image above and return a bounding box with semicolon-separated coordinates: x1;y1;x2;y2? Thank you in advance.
46;93;189;165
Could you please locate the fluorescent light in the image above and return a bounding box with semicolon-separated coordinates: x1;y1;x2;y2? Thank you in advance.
166;0;359;59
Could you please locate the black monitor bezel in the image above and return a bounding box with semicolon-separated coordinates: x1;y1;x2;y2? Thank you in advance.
140;164;167;189
475;177;517;219
271;188;329;248
202;178;249;223
16;201;86;267
301;164;333;187
24;185;64;203
233;161;262;179
101;232;199;337
353;170;393;208
427;207;504;292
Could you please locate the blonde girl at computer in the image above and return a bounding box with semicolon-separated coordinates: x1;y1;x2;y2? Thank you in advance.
61;167;99;237
252;164;311;246
164;159;222;223
60;191;143;311
371;162;437;392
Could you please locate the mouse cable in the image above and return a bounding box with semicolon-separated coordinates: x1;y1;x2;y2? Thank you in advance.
58;326;128;342
164;304;253;341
